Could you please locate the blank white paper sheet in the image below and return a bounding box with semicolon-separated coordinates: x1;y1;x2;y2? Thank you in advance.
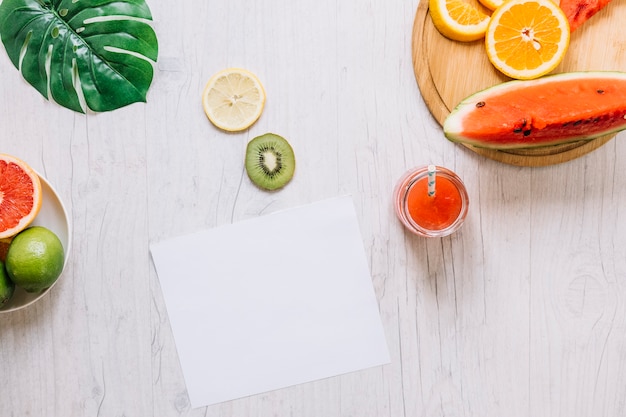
150;196;390;408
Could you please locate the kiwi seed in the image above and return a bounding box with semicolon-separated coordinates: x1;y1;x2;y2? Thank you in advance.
245;133;295;191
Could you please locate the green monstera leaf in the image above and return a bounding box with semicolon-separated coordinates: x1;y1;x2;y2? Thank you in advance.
0;0;158;113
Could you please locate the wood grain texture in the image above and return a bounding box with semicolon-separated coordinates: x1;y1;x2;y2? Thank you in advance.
412;0;626;166
1;0;626;416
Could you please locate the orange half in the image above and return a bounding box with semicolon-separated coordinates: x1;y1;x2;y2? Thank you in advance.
0;154;42;239
485;0;570;80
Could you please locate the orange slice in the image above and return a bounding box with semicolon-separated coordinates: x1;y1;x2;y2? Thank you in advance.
429;0;491;42
0;154;42;239
485;0;570;80
478;0;503;11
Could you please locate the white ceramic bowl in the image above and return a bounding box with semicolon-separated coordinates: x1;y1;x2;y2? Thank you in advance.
0;174;72;313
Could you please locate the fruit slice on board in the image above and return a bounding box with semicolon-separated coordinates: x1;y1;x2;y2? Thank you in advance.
245;133;295;191
202;68;266;132
0;154;42;239
559;0;613;32
478;0;503;12
429;0;491;42
485;0;570;80
443;71;626;150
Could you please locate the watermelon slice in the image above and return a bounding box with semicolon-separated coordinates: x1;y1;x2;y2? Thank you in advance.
443;71;626;150
559;0;613;31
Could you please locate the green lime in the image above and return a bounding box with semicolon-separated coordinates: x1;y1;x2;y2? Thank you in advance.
0;260;15;308
5;226;64;293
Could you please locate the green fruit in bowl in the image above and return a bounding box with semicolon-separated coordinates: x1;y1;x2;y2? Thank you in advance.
5;226;64;293
0;260;15;308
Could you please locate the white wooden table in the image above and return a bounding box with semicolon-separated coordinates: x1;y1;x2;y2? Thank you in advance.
2;0;626;416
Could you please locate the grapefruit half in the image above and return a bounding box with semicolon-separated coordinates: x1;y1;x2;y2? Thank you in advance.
0;154;42;239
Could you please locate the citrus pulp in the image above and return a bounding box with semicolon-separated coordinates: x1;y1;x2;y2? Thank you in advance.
0;154;42;239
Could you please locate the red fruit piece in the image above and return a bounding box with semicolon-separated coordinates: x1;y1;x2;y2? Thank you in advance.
559;0;613;31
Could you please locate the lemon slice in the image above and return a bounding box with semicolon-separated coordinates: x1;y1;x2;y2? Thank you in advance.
429;0;491;42
202;68;266;132
485;0;570;80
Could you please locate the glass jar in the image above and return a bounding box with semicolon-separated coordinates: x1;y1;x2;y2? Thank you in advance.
393;165;469;237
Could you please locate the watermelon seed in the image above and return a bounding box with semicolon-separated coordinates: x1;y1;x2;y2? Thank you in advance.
513;118;527;134
573;120;582;126
476;101;485;108
523;130;532;137
597;89;605;94
513;119;527;133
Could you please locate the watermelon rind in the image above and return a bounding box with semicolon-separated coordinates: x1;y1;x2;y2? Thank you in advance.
444;71;626;150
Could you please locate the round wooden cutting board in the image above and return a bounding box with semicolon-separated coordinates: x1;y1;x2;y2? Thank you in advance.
412;0;626;166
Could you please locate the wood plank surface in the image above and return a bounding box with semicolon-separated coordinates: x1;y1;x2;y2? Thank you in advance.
2;0;626;416
412;0;626;166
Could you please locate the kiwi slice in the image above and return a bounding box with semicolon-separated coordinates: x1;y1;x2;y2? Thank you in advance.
245;133;296;191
